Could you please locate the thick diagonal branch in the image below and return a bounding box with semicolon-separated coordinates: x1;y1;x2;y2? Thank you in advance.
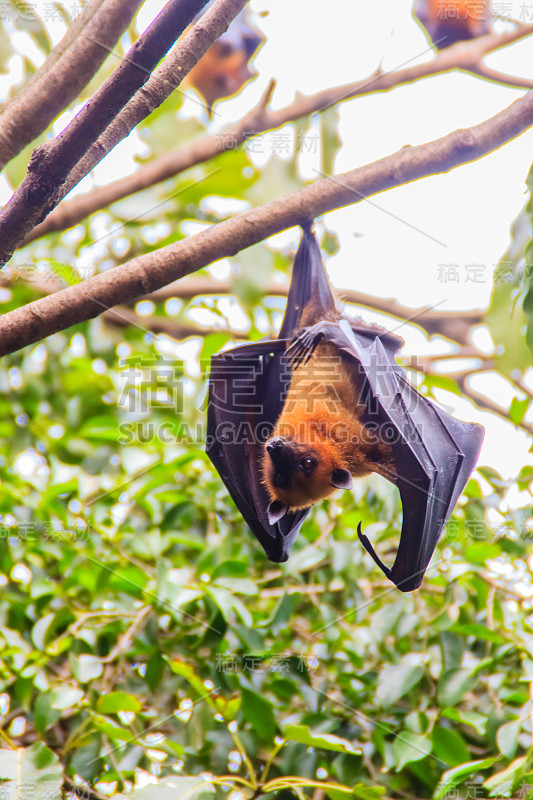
21;23;533;245
0;271;482;347
0;0;144;170
0;0;248;266
0;88;532;357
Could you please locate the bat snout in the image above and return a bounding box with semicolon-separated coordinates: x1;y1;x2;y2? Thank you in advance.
266;436;286;454
265;437;293;487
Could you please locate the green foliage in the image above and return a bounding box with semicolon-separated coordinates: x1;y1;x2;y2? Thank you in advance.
518;165;533;363
0;287;531;796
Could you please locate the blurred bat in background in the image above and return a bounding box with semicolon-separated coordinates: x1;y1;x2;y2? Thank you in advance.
187;4;264;114
206;224;484;591
414;0;491;48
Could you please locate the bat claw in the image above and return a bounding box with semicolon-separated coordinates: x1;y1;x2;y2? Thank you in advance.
357;522;392;578
286;328;323;369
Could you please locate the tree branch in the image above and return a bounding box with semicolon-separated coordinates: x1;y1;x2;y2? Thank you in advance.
44;0;249;234
18;0;106;87
20;23;533;245
469;63;533;90
144;277;484;345
101;304;248;340
0;0;144;170
0;0;238;266
457;373;533;435
0;269;482;347
1;88;533;357
404;351;533;434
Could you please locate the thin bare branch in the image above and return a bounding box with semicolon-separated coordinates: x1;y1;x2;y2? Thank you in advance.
1;88;533;357
404;350;533;434
102;305;247;340
0;270;481;347
457;373;533;434
51;0;250;221
0;0;229;266
0;0;144;170
21;23;533;245
469;63;533;89
24;0;106;84
145;277;484;345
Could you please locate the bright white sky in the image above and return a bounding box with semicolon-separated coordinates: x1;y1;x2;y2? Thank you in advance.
1;0;532;480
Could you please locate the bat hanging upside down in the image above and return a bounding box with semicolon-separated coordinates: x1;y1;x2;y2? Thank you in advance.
206;224;484;591
186;4;264;114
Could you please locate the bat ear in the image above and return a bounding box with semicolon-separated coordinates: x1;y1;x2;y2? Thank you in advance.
330;468;353;490
267;500;288;525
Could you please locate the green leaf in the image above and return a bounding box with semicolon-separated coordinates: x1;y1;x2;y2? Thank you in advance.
490;235;531;373
92;715;133;742
0;743;63;798
320;106;342;176
441;708;487;734
241;688;277;742
283;723;361;754
496;719;521;760
69;654;103;683
438;668;479;706
510;397;530;426
168;659;211;699
484;756;528;795
49;686;84;710
376;665;424;707
327;786;384;800
114;775;215;800
517;465;533;489
351;786;386;800
370;604;403;641
97;692;142;714
435;757;501;800
432;726;470;767
285;545;326;573
211;560;249;580
34;692;63;734
145;651;166;692
423;374;462;395
451;624;505;644
393;732;432;771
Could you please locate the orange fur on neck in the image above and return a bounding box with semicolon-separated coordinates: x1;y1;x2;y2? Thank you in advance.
262;341;396;510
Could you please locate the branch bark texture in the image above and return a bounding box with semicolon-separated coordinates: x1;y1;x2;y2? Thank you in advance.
43;0;249;228
21;23;533;245
0;0;144;170
0;0;221;266
0;88;532;357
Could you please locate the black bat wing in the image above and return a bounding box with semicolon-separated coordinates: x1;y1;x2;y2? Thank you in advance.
206;223;334;561
206;338;308;561
287;318;484;591
278;220;337;338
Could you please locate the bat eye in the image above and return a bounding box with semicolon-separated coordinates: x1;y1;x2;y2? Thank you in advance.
300;457;316;474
